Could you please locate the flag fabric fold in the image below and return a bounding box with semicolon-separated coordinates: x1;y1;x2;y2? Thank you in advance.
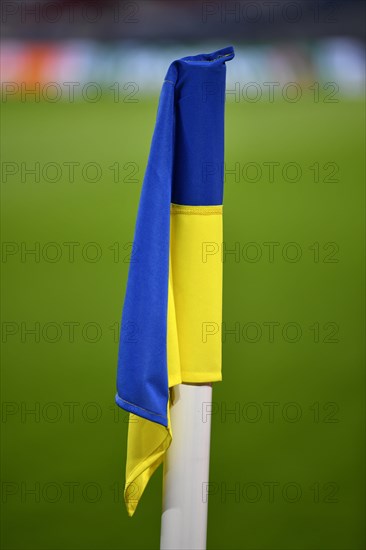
116;46;235;516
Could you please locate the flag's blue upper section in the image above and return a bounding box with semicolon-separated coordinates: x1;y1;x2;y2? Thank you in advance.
169;46;234;206
116;47;234;427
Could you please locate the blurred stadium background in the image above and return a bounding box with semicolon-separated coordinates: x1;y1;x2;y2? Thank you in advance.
1;1;365;550
1;1;365;95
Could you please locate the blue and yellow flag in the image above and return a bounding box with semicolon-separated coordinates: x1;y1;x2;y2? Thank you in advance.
116;46;235;516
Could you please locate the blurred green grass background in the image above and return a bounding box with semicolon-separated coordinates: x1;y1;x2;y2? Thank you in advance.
1;95;365;550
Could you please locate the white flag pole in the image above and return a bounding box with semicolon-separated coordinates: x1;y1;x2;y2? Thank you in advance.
160;383;213;550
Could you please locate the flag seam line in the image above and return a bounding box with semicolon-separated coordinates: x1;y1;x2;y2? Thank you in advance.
171;205;223;215
115;394;167;420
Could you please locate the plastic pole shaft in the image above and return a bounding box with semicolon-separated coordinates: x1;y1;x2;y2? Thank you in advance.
160;383;213;550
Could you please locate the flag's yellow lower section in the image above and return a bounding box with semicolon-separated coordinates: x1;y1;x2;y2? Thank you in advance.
124;204;223;515
169;203;223;383
124;409;171;516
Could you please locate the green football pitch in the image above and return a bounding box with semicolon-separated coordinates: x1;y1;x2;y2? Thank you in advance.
2;95;365;550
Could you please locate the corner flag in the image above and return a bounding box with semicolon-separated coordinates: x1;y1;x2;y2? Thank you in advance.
116;46;235;516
